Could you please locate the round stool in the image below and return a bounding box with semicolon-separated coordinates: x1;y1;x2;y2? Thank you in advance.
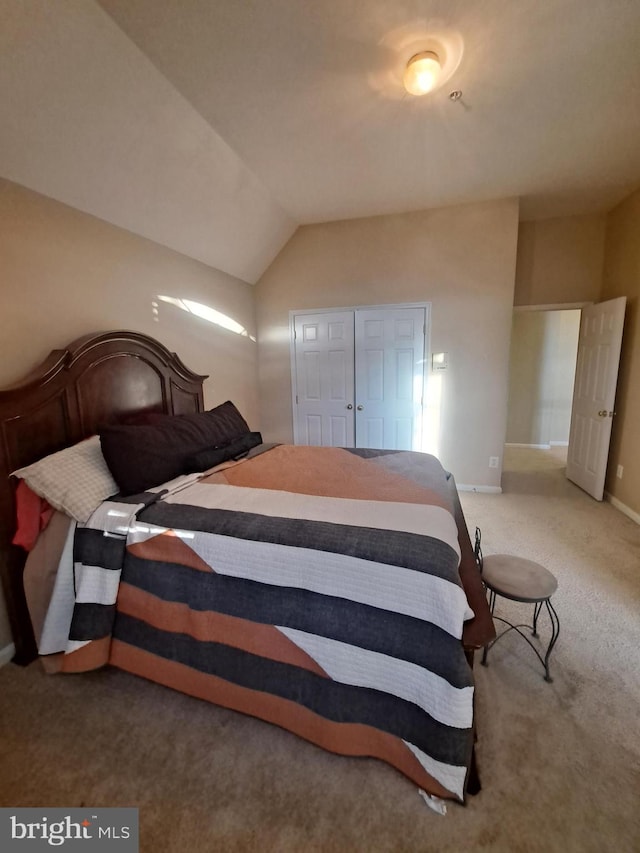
480;555;560;682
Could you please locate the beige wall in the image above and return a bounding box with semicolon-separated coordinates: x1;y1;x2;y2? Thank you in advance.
514;214;606;306
255;198;520;489
601;188;640;515
506;309;580;446
513;206;639;519
0;178;261;651
0;179;260;417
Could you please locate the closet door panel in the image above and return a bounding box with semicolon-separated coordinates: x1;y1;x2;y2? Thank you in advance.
293;312;355;447
354;307;425;450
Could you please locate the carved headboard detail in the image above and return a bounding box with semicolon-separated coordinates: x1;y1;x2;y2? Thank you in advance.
0;330;208;663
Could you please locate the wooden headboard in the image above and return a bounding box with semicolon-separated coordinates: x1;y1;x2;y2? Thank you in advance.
0;330;208;664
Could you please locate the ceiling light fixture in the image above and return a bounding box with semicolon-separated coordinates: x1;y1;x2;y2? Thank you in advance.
403;50;442;96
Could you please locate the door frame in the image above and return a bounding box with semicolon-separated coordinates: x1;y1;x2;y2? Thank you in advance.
507;299;625;499
507;302;587;449
289;302;431;447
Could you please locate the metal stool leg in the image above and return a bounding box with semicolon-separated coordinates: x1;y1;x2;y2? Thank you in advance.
542;597;560;683
532;600;543;637
481;592;560;682
481;588;497;666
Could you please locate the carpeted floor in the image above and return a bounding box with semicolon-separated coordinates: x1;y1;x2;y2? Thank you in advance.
1;446;639;852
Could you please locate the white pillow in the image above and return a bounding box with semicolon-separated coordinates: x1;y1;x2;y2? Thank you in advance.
12;435;118;523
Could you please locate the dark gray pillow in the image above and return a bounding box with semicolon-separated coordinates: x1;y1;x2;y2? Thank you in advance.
185;432;262;473
100;401;250;495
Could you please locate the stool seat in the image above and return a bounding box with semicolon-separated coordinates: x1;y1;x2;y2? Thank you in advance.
482;555;558;603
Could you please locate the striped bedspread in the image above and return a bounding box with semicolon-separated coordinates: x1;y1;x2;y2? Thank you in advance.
64;445;476;801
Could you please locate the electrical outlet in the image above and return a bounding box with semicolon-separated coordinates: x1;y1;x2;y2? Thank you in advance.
617;464;624;479
489;456;499;468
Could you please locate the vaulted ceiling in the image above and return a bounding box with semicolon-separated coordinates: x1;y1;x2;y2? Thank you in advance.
2;1;640;282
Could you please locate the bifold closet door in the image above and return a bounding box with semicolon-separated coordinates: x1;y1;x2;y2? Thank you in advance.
292;306;426;449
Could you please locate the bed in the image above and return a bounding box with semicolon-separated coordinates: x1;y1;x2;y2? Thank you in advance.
0;330;494;805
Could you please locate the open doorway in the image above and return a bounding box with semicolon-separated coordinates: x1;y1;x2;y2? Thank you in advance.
505;307;582;457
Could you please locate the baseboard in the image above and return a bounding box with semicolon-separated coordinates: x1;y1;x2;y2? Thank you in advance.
0;643;15;668
605;493;640;526
549;441;569;447
505;443;551;449
457;484;503;494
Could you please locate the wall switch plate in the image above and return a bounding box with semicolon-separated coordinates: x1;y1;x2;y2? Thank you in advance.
489;456;499;468
432;352;449;371
617;464;624;479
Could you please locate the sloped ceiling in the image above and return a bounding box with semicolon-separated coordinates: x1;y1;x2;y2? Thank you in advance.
2;0;640;283
0;1;296;283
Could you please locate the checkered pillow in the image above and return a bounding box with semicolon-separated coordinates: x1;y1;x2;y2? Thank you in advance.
12;436;118;523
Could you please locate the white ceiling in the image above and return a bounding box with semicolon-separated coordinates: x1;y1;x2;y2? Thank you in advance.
2;1;640;282
97;0;640;223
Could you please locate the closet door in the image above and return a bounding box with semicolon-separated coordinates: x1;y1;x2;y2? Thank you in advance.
292;305;427;450
354;307;426;450
292;312;355;446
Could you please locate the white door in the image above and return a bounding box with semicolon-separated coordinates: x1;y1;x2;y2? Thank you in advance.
292;306;427;450
566;296;626;500
292;312;355;446
354;307;426;450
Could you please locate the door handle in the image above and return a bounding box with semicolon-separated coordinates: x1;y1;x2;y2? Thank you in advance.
346;404;353;410
598;410;608;417
357;405;364;411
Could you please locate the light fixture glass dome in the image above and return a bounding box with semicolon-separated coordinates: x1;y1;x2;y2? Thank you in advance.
403;50;441;96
